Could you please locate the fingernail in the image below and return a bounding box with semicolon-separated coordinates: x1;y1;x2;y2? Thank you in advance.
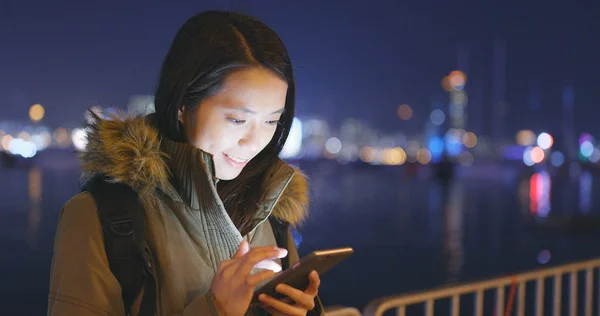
259;294;266;301
276;284;284;291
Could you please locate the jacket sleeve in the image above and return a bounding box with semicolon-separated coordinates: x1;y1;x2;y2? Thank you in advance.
48;192;221;316
48;192;126;316
285;228;325;316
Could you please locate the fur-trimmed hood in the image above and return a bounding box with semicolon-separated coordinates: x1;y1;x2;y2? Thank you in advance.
78;113;309;226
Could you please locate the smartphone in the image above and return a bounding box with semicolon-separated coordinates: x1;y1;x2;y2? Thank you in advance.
252;247;354;303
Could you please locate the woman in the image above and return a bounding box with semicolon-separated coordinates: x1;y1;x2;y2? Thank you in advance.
48;11;323;316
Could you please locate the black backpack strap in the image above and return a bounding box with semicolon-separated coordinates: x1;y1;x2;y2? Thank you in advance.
268;216;290;270
84;176;157;315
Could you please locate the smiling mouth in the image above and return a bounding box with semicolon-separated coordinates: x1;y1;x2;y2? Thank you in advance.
224;153;250;168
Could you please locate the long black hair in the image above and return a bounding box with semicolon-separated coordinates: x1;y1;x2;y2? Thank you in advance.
153;11;295;235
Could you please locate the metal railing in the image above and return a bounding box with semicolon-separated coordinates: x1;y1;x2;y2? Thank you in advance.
363;257;600;316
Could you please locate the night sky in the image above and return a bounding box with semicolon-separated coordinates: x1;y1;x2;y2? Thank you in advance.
2;0;600;136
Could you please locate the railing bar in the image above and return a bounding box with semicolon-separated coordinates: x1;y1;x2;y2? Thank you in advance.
570;271;577;316
396;305;405;316
425;299;433;316
496;286;504;316
451;295;459;316
517;282;525;316
553;274;562;316
535;277;544;316
585;268;592;316
363;258;600;316
474;289;483;316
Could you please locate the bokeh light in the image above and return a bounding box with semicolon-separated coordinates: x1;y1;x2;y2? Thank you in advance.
54;127;68;144
359;147;376;163
531;146;545;164
537;132;553;150
29;104;45;122
580;141;594;158
71;128;88;151
462;132;477;148
325;137;342;154
516;130;536;146
430;109;445;126
397;104;413;121
448;70;467;90
416;148;432;165
550;151;565;167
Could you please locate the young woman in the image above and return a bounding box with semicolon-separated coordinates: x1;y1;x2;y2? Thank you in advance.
48;10;322;315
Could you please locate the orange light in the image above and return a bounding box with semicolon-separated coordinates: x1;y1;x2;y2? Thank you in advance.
441;76;452;92
531;147;545;164
54;128;68;144
397;104;413;121
417;148;432;165
359;147;376;163
1;135;13;150
462;132;478;148
448;70;467;89
29;104;45;122
516;130;536;146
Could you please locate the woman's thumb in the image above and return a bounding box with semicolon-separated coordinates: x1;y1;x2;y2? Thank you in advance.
233;240;250;258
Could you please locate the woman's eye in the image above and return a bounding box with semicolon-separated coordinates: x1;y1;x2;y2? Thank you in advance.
266;120;280;126
228;118;246;125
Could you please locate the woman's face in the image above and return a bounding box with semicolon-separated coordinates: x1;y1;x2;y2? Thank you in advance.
180;67;288;180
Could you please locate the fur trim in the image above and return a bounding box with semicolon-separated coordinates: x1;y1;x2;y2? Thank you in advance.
272;170;310;226
79;112;170;197
264;161;310;226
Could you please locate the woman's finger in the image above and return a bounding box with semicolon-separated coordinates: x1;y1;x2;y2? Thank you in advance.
304;270;320;297
245;269;276;287
235;247;287;278
253;259;282;272
276;284;315;309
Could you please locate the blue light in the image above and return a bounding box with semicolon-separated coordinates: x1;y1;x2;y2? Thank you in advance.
551;151;565;167
581;141;594;158
428;137;444;160
445;141;462;157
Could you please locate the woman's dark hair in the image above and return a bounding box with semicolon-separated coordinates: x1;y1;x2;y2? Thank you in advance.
153;11;295;235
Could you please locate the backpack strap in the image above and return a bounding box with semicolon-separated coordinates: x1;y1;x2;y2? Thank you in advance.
83;176;157;315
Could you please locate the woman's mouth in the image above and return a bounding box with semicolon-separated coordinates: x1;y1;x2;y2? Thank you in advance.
224;153;249;168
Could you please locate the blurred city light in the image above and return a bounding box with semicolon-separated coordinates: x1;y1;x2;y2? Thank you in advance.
416;148;432;165
523;147;535;166
280;117;303;159
359;147;376;163
462;132;477;148
459;151;474;166
2;134;13;151
536;132;553;150
530;146;545;164
580;141;594;158
397;104;413;121
441;76;452;92
54;127;69;145
29;104;45;122
71;128;88;151
430;109;445;126
516;130;536;146
325;137;342;155
448;70;467;90
550;151;565;167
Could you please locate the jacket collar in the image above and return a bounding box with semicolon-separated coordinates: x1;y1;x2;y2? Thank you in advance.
79;112;310;226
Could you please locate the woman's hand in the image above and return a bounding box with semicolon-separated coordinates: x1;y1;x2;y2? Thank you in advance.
211;240;288;316
257;270;320;315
